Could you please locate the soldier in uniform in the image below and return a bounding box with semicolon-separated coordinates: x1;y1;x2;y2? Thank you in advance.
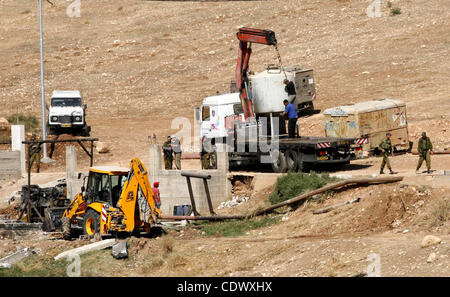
29;134;41;173
201;136;213;169
416;132;433;174
162;136;173;170
171;136;182;170
379;132;395;175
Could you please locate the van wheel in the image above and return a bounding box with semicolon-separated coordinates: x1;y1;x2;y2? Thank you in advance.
83;209;100;236
285;149;298;172
271;149;287;173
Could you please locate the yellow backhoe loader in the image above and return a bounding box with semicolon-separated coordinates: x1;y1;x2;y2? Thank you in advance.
61;158;161;239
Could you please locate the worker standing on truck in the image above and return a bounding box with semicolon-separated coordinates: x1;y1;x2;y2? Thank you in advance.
171;136;182;170
163;136;173;170
284;79;296;103
152;182;161;209
282;99;298;138
416;132;433;174
29;134;41;173
379;132;395;175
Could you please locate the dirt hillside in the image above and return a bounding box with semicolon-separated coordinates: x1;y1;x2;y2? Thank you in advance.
0;0;449;168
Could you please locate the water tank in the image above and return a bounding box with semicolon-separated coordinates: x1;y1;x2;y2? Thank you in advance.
249;67;296;114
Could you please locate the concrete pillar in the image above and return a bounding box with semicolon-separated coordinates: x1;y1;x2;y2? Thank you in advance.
66;146;77;201
148;144;162;183
215;143;229;171
11;125;25;176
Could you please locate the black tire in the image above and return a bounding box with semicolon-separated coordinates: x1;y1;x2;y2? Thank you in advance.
285;149;298;172
271;149;287;173
62;216;72;240
83;209;100;237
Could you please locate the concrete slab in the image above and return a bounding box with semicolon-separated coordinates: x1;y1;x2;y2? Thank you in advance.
0;221;42;230
0;247;34;265
54;238;116;261
66;146;77;201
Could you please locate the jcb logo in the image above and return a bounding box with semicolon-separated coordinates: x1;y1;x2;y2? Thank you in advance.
126;191;134;201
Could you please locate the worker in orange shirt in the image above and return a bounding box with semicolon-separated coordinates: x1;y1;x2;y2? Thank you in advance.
152;182;161;209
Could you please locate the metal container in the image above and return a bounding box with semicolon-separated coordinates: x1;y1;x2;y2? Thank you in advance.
249;67;296;114
323;99;409;151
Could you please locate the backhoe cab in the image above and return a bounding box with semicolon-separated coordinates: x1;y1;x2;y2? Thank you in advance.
62;158;161;239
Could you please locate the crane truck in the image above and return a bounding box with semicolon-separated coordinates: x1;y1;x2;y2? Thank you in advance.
59;158;161;239
199;28;365;172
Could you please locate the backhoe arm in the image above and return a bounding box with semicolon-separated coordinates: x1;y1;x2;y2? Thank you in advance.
117;158;161;232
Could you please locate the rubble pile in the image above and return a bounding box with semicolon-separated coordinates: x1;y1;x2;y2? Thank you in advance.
217;195;249;209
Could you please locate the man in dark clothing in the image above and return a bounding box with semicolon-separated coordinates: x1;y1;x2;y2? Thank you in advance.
201;136;211;169
284;79;296;103
162;136;173;170
30;134;41;173
282;99;298;138
416;132;433;174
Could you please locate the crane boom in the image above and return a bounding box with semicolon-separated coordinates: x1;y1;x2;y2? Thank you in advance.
235;28;277;120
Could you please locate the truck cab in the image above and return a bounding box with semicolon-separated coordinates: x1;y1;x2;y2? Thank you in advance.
200;93;242;139
47;90;91;136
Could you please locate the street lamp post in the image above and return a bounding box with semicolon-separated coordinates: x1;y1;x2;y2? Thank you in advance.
38;0;53;163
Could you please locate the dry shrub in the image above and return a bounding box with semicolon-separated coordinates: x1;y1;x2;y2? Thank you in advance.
430;199;450;227
160;236;174;254
168;254;187;269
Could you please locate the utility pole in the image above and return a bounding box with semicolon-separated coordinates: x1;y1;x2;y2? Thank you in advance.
38;0;53;163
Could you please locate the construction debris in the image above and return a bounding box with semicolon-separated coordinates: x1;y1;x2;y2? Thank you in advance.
0;263;11;269
313;197;361;214
0;247;35;267
217;195;249;209
112;241;128;259
54;239;116;261
0;220;42;231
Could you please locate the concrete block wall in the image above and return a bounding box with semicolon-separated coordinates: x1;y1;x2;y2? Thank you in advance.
0;151;21;182
148;144;231;215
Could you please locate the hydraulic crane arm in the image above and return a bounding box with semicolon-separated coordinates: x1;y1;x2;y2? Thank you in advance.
235;28;277;120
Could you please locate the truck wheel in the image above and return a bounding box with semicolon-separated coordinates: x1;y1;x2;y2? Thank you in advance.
83;209;100;237
271;149;287;173
285;149;298;172
62;217;72;240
